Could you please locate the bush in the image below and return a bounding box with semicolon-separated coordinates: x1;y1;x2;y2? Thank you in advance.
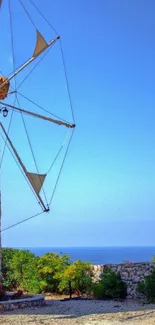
137;270;155;302
57;260;92;295
2;248;19;290
37;253;70;293
2;249;41;293
92;268;127;300
10;250;40;293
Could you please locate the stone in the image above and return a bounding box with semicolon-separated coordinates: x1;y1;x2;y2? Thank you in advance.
93;265;98;272
144;271;151;277
91;262;155;299
133;276;141;283
121;272;128;278
10;304;17;310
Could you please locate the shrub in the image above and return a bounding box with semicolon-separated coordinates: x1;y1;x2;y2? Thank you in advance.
2;249;41;293
92;268;127;300
2;248;19;290
10;250;40;293
37;253;70;293
57;260;92;295
137;269;155;302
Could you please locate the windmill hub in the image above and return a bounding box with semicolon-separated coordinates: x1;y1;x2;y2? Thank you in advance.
0;77;10;100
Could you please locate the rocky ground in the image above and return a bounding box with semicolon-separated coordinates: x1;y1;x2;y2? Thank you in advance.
0;299;155;324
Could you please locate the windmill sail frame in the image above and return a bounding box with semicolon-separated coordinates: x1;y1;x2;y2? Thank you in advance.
0;122;49;211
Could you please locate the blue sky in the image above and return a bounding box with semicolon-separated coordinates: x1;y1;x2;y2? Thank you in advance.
0;0;155;247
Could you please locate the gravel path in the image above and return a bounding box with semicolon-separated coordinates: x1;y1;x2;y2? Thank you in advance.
0;299;155;324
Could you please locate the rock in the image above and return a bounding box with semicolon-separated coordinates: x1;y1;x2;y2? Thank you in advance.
133;276;141;283
93;265;98;272
10;304;17;310
121;272;128;278
92;262;155;299
144;271;151;277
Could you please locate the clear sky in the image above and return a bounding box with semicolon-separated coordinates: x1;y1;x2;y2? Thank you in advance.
0;0;155;247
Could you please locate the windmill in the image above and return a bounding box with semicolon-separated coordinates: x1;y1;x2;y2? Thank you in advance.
0;0;75;288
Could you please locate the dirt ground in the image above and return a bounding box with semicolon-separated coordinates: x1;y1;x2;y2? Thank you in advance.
0;299;155;324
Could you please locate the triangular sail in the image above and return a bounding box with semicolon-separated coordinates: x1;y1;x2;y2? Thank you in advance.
0;122;48;211
27;172;46;196
0;35;59;89
33;30;48;57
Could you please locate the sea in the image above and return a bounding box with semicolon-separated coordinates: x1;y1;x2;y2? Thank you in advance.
20;246;155;265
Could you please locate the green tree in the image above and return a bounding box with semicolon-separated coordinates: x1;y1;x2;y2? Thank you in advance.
37;252;70;292
10;250;40;293
2;248;19;290
57;260;92;295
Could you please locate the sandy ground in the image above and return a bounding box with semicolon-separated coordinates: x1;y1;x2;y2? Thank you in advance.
0;299;155;324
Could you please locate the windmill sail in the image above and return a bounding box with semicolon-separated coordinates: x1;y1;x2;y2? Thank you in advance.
27;172;46;196
33;30;48;57
0;122;48;211
0;35;60;91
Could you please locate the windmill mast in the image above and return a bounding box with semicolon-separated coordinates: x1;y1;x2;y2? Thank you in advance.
0;108;9;291
0;189;2;290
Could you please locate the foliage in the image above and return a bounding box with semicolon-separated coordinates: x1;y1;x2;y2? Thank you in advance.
2;249;128;299
10;250;40;293
2;248;19;290
92;268;127;300
37;252;70;293
137;269;155;302
2;248;40;293
56;260;92;295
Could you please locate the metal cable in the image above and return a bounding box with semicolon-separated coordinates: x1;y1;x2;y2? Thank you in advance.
27;0;76;125
0;132;43;208
1;211;45;233
15;96;48;205
17;91;71;124
8;0;48;206
16;44;53;91
47;129;70;174
28;0;59;35
0;0;16;168
47;146;63;175
59;40;75;124
49;128;75;206
18;0;37;30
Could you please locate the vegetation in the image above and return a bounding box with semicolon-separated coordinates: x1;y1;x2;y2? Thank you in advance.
1;248;92;296
137;270;155;302
92;268;127;300
56;260;92;295
37;252;70;293
1;249;128;301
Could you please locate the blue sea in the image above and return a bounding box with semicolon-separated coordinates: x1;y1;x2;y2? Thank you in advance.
22;247;155;265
